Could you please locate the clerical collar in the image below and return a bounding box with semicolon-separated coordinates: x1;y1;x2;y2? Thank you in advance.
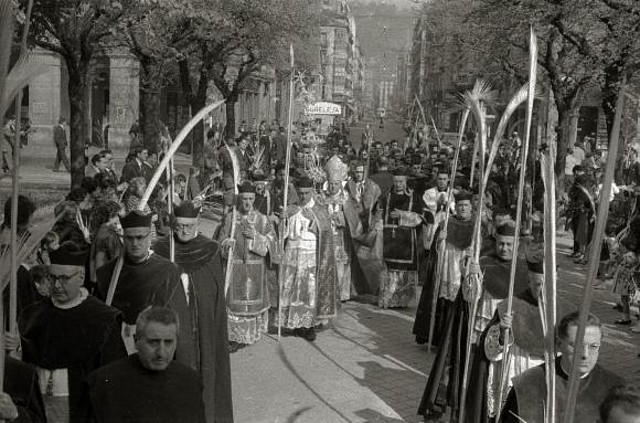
559;358;591;380
53;287;88;309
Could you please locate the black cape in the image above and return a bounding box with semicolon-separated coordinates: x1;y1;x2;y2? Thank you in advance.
19;295;126;423
154;235;234;423
500;358;624;423
88;354;206;423
464;290;576;423
95;253;194;367
414;217;475;345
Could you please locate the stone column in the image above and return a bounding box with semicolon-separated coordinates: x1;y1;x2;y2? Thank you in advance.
28;49;65;147
108;53;139;149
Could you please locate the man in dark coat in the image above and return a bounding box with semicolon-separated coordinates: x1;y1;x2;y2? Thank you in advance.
96;210;194;367
500;312;624;423
88;307;206;423
154;201;234;423
120;147;148;184
418;223;528;421
17;243;126;422
464;253;574;423
53;117;70;172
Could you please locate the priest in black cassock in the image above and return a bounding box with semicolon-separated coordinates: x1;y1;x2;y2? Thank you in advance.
379;167;423;308
413;190;474;346
18;243;126;422
88;307;206;423
418;222;528;422
464;252;574;423
96;210;194;367
154;201;234;423
499;311;624;423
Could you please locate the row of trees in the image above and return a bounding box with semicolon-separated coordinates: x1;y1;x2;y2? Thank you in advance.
20;0;317;186
417;0;640;190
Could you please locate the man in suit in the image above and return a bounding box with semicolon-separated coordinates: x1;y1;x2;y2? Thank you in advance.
53;117;71;172
120;146;148;184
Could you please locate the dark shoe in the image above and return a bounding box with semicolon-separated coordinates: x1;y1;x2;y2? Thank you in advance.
229;341;247;353
304;327;316;342
615;318;632;326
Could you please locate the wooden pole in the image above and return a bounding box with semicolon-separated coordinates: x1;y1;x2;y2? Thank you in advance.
459;84;490;423
168;158;175;262
495;25;538;412
277;44;295;340
429;114;443;151
0;0;14;406
9;0;34;339
426;109;469;354
563;82;626;423
541;139;557;423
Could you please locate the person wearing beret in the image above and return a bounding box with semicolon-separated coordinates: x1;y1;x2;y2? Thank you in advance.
14;243;126;422
379;167;423;309
154;201;234;423
217;182;277;349
414;190;474;348
276;177;337;341
419;222;528;421
465;252;575;422
95;210;194;367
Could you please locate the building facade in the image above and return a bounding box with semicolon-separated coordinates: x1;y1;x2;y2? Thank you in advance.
24;48;279;150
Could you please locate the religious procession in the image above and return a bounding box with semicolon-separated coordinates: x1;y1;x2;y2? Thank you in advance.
2;0;640;422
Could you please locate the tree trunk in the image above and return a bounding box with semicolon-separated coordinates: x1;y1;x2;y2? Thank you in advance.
68;66;89;188
225;98;237;140
190;93;206;168
554;103;580;198
600;63;623;140
140;88;162;151
84;76;93;148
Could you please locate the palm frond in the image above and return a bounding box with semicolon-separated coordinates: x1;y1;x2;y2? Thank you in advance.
1;53;49;116
482;83;530;190
0;211;63;290
461;79;497;187
0;0;14;116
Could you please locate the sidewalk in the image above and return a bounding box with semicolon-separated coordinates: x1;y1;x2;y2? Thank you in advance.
0;144;193;189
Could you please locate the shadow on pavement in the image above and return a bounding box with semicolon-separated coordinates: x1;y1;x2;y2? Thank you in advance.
354;408;406;422
284;406;313;423
276;343;352;422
